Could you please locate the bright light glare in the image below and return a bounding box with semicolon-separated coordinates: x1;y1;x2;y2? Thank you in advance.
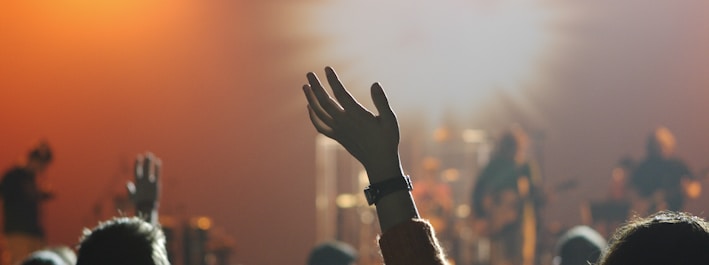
287;0;555;117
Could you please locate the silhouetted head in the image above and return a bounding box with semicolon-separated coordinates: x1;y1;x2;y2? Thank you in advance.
21;251;67;265
599;211;709;265
44;246;76;265
26;140;53;173
494;125;529;164
554;226;606;265
77;217;168;265
646;127;676;159
307;241;357;265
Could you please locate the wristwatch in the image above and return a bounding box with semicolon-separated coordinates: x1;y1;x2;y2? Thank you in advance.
364;175;413;206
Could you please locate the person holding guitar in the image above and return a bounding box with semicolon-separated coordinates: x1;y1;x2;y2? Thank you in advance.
471;126;542;265
629;127;700;216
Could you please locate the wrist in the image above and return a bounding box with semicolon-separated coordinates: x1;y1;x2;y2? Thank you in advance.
364;155;404;183
364;175;413;206
135;201;158;212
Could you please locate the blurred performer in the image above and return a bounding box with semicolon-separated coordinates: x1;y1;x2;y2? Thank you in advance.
471;126;542;265
629;127;700;215
0;141;54;264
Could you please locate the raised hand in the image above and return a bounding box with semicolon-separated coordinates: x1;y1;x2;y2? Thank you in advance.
303;67;403;182
127;152;161;223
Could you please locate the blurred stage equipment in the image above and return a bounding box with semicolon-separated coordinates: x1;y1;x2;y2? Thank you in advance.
315;127;494;265
184;216;211;265
427;127;492;265
315;135;380;264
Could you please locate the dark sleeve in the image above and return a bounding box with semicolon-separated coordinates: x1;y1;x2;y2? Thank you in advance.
673;159;693;180
378;219;448;265
472;166;493;218
0;170;21;199
630;163;653;197
0;172;5;197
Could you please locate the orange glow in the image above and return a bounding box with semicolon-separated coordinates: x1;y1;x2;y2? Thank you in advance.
434;127;451;142
0;1;269;259
195;217;212;230
686;181;702;199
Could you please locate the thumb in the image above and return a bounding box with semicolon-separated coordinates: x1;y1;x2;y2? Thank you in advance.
371;83;400;140
126;181;136;200
371;83;397;122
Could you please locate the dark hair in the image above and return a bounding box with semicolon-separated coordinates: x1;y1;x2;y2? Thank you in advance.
599;211;709;265
307;241;357;265
555;226;606;265
493;125;528;162
77;217;168;265
21;251;67;265
645;127;675;158
28;141;52;164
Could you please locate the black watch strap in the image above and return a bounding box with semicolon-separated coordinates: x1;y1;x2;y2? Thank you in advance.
364;175;413;206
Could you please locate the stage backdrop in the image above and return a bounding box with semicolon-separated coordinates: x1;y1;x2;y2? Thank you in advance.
2;0;709;264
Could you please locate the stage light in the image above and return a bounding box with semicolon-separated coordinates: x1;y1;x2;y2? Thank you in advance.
463;129;487;143
442;168;460;182
335;193;359;208
195;216;212;230
287;0;557;117
456;204;471;218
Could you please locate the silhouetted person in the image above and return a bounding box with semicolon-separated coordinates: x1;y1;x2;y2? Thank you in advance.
303;66;448;265
77;153;167;265
598;211;709;265
21;250;67;265
553;226;606;265
21;246;76;265
630;127;699;215
307;241;357;265
0;141;54;264
471;126;541;265
76;216;168;265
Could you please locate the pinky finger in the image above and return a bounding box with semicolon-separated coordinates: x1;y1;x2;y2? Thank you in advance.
304;85;336;127
308;106;336;139
151;159;162;183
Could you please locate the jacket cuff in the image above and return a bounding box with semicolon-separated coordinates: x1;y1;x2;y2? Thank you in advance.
378;218;447;265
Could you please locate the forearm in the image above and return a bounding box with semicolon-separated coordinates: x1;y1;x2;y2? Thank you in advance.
375;190;419;232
